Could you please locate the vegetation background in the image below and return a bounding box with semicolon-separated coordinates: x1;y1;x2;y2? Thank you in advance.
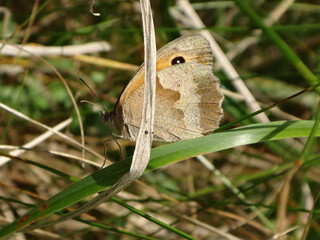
0;0;320;239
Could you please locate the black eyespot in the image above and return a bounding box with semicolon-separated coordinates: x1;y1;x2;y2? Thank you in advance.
171;56;185;65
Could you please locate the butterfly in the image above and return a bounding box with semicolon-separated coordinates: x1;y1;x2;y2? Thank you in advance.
102;34;224;142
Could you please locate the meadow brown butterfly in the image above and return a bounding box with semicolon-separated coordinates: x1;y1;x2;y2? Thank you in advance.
102;34;224;142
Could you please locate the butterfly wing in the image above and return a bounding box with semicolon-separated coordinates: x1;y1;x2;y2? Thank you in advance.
107;34;223;142
121;63;223;142
154;63;223;141
116;34;213;110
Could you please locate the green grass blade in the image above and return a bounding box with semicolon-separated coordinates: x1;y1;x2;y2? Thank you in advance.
112;197;197;240
0;120;319;237
300;103;320;163
233;0;319;91
0;197;159;240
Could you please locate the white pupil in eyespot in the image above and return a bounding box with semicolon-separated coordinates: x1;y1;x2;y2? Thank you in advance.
171;56;185;65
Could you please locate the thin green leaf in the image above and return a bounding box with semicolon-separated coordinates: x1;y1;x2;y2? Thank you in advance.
0;120;319;237
233;0;320;92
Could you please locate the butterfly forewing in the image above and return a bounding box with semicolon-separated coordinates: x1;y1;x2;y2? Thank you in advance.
103;34;224;142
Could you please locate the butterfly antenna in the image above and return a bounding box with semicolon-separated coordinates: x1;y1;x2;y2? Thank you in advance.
79;77;108;113
80;77;99;99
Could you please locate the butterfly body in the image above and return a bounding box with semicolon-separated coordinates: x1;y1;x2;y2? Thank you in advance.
102;34;224;142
